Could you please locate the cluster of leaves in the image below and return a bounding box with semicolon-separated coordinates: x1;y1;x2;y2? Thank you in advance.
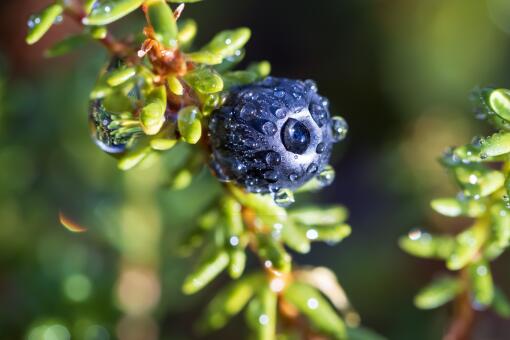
399;88;510;319
26;0;382;339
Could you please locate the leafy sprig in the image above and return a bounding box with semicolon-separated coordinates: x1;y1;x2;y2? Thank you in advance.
400;87;510;339
26;1;380;339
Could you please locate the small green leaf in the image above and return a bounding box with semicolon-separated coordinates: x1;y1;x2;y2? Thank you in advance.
184;68;224;94
182;250;229;295
454;165;504;198
150;137;177;151
167;75;184;95
282;221;310;254
170;169;192;190
214;49;245;73
284;282;346;339
106;67;137;87
222;71;258;89
492;287;510;318
147;0;178;49
140;86;167;135
26;4;64;45
257;234;291;273
300;224;352;244
447;221;488;270
83;0;145;26
199;273;263;333
228;249;246;279
203;28;251;58
89;26;108;39
44;34;89;57
247;61;271;78
245;284;277;340
198;210;220;231
399;230;455;259
177;19;198;47
222;196;244;238
431;197;486;218
480;131;510;158
118;143;151;171
468;260;494;307
186;51;223;65
289;206;348;226
414;276;462;309
229;185;287;226
177;106;202;144
489;89;510;121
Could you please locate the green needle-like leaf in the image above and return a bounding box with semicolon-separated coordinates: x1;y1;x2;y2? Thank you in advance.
492;287;510;318
199;273;263;333
182;250;229;295
431;197;486;218
147;0;178;49
184;68;224;94
106;67;137;87
284;282;347;339
489;89;510;122
289;206;348;226
414;276;462;309
282;221;310;254
177;106;202;144
83;0;145;26
468;260;494;308
447;221;488;270
399;231;455;259
480;131;510;158
140;86;167;135
245;285;277;340
202;28;251;58
177;19;198;48
26;4;64;45
256;234;291;273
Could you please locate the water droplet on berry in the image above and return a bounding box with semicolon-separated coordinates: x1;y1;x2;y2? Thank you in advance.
268;184;280;193
316;165;335;187
274;90;285;98
262;121;277;136
289;173;299;182
274;188;295;207
307;163;318;174
240;103;257;119
316;142;326;154
265;151;281;166
264;170;279;182
331;116;348;142
282;118;311;154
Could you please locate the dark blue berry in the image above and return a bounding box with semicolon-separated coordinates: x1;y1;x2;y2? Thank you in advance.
208;77;345;193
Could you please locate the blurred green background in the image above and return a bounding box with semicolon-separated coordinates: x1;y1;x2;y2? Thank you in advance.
2;0;510;339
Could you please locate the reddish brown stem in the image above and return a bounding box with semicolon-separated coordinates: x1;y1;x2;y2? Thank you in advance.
444;270;476;340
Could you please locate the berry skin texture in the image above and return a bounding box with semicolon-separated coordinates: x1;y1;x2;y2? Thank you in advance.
208;77;344;194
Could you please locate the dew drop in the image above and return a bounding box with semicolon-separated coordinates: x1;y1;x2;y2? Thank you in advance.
282;118;311;154
316;165;335;187
307;163;318;174
261;121;277;136
316;142;326;154
289;173;299;182
331;116;348;142
240;103;257;119
265;151;281;166
307;298;319;309
263;170;279;182
306;229;318;240
274;90;285;98
274;188;295;207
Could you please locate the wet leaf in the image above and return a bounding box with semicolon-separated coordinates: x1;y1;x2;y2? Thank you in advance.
182;249;229;295
140;86;167;135
186;51;223;65
245;284;277;340
177;19;198;48
289;206;348;226
202;28;251;58
177;106;202;144
184;67;224;94
257;234;291;273
106;67;137;87
447;221;488;270
83;0;145;26
147;0;178;49
480;131;510;158
26;4;64;45
284;282;346;339
489;88;510;122
468;260;494;308
399;231;455;259
431;197;486;218
199;273;263;333
414;276;461;309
